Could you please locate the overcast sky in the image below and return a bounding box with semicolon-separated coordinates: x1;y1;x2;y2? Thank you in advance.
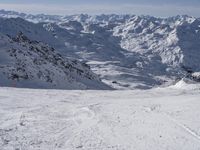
0;0;199;17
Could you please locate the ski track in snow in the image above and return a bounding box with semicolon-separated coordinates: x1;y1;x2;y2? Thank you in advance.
0;87;200;150
165;113;200;142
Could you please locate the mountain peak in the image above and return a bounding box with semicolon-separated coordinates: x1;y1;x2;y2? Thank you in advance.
13;32;31;43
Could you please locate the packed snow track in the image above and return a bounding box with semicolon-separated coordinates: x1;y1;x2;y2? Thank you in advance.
0;86;200;150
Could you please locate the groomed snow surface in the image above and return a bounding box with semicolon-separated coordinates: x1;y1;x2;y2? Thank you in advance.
0;83;200;150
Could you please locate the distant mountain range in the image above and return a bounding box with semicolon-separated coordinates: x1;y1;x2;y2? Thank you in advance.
0;9;199;89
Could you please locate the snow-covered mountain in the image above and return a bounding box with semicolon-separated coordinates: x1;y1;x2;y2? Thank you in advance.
42;14;200;89
0;10;200;89
1;10;200;150
0;32;111;89
0;9;62;23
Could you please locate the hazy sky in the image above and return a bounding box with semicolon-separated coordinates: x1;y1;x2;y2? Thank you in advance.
0;0;199;17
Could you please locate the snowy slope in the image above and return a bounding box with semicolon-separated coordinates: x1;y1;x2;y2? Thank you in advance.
0;86;200;149
0;10;200;89
0;32;111;90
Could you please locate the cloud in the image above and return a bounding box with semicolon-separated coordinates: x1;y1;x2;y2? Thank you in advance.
0;3;199;17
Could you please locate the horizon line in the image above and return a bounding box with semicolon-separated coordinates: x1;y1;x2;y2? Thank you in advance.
0;3;199;18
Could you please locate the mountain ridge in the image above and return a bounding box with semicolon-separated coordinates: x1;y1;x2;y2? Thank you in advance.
0;10;199;89
0;32;111;89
